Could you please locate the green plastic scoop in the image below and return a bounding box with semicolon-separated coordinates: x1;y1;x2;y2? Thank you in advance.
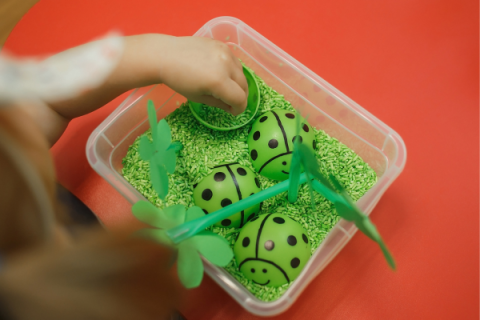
188;66;260;131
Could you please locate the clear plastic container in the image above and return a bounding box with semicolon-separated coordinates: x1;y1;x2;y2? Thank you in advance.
86;16;406;317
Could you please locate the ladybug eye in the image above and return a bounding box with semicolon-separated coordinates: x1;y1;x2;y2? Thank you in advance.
251;268;256;273
262;269;267;273
242;237;250;247
264;240;275;251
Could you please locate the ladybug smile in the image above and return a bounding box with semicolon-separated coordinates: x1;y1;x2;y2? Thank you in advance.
281;170;289;175
252;279;270;285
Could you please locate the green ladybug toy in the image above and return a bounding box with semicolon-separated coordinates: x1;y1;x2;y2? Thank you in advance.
234;213;311;287
193;163;262;228
247;109;316;181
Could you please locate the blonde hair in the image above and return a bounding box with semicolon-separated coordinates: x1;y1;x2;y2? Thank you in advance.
0;114;181;319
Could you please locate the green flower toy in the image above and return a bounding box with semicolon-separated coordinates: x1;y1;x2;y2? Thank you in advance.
139;100;182;200
132;201;233;288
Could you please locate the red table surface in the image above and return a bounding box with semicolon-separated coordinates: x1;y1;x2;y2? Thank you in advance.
5;0;478;319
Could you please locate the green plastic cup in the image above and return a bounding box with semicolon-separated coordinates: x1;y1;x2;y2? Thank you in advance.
188;66;260;131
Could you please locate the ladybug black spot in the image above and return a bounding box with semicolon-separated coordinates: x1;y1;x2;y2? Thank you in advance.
202;209;208;214
214;172;226;182
242;237;250;247
313;140;317;150
221;198;232;207
237;167;247;176
292;136;303;144
247;213;255;221
302;234;309;244
260;116;268;122
268;139;278;149
303;124;310;132
255;177;261;188
221;219;232;226
202;189;213;201
273;217;285;224
193;183;198;189
251;268;256;273
262;269;267;273
251;149;258;161
286;113;295;119
264;240;275;251
287;235;297;246
282;161;287;166
250;192;254;196
250;216;259;222
253;131;261;141
291;258;300;268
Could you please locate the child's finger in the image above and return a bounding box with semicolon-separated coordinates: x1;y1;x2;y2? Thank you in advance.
210;79;248;116
231;66;249;98
192;95;234;114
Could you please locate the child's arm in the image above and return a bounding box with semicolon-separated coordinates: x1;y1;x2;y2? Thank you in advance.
36;34;248;145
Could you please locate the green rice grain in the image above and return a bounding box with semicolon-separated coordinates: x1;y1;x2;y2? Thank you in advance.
196;104;252;128
121;66;377;302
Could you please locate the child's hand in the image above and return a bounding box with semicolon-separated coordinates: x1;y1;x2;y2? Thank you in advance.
157;36;248;116
32;34;250;145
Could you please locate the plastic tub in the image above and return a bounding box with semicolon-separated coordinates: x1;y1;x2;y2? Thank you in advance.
86;16;407;317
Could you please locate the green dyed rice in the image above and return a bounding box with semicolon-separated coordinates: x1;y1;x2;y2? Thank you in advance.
121;67;377;302
196;104;252;128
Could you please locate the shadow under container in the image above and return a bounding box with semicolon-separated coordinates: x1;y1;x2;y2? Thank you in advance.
86;16;407;317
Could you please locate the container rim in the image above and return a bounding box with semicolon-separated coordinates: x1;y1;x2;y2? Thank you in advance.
86;16;407;317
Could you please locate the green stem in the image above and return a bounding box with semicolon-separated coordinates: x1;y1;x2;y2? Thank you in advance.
167;173;308;244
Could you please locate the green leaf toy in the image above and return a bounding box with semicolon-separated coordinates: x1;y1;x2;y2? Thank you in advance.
139;100;182;200
289;129;396;270
132;201;234;289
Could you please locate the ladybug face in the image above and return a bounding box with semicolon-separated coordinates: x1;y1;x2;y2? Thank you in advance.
193;163;262;228
247;110;316;181
236;260;287;286
234;213;311;287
